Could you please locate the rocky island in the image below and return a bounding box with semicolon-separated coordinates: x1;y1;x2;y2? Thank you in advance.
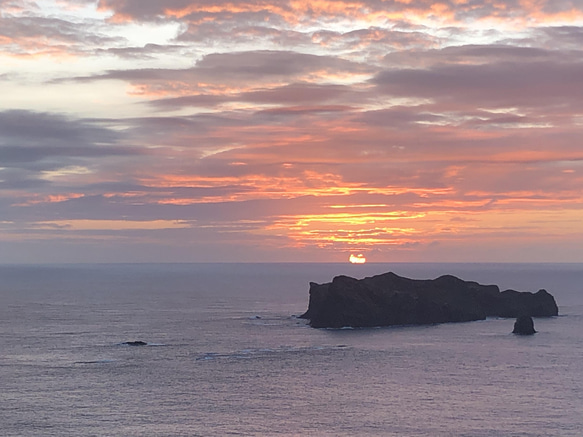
299;272;558;328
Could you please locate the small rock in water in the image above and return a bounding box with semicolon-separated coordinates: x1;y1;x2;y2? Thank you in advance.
512;316;536;335
123;341;148;346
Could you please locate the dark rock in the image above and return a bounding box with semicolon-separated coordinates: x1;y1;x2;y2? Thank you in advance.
299;272;558;328
513;316;537;335
497;289;558;317
123;341;148;346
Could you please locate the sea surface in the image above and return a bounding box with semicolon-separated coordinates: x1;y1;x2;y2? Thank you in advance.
1;263;582;436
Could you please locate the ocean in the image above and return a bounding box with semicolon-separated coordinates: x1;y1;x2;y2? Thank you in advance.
1;263;582;436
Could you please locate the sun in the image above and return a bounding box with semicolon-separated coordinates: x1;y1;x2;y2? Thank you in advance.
349;253;366;264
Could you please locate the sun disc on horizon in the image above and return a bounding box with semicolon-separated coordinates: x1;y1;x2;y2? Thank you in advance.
349;254;366;264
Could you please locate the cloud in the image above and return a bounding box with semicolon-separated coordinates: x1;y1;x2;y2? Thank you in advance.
0;110;119;146
148;82;359;110
0;14;124;57
375;46;583;110
96;0;583;25
1;1;583;261
0;110;141;187
94;43;189;60
0;0;39;14
68;50;374;97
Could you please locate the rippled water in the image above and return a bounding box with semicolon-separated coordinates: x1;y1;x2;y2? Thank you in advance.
1;263;582;436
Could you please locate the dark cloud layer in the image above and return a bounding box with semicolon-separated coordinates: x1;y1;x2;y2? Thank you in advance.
373;57;583;108
0;110;141;188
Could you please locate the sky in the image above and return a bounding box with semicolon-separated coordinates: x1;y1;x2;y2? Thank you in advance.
0;0;582;263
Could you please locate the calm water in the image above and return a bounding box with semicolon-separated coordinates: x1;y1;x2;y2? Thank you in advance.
1;263;582;436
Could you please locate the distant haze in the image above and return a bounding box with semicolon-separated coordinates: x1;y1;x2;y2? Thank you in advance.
1;1;582;263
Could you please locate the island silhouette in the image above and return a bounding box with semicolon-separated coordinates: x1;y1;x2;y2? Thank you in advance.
300;271;558;329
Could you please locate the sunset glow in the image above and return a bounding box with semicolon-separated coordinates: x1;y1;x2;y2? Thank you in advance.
1;0;582;263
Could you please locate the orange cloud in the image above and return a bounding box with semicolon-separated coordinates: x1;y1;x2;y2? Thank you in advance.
98;0;583;29
260;202;583;251
12;193;85;207
35;219;192;231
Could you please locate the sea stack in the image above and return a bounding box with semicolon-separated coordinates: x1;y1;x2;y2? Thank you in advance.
512;316;537;335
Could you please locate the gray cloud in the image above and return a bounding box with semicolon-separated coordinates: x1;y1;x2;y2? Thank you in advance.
0;110;141;187
0;110;119;147
66;50;374;96
535;26;583;50
195;50;360;78
95;43;191;60
373;49;583;110
148;82;359;110
383;44;563;68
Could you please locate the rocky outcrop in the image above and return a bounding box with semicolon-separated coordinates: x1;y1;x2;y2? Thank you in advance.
299;272;558;328
513;316;537;335
122;341;148;346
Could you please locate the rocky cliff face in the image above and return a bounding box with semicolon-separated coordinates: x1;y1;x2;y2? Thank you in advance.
299;272;558;329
